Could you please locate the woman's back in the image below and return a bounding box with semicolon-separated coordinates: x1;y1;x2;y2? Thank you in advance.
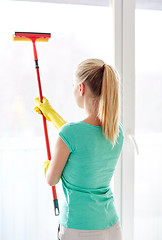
35;58;124;238
58;121;124;230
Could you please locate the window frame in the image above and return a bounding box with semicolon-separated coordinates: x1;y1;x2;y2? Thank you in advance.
110;0;135;240
12;0;109;6
11;0;162;10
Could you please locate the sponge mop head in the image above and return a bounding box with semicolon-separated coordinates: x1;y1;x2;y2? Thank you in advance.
13;32;51;42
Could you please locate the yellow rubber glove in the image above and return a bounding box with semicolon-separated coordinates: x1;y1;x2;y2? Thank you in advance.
34;97;67;130
43;159;50;178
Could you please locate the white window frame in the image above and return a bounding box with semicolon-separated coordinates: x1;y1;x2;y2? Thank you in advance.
111;1;135;240
11;0;162;10
12;0;109;6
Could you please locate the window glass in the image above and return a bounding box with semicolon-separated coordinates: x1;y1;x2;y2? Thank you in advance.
135;9;162;240
0;1;112;239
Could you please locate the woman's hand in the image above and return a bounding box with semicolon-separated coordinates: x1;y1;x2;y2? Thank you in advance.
34;96;67;130
34;97;54;121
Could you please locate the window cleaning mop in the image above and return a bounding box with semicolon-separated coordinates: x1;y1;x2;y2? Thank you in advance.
13;32;60;216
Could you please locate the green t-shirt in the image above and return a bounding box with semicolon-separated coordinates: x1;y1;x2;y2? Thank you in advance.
58;121;124;230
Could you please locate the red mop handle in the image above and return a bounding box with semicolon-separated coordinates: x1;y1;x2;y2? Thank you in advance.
32;39;59;216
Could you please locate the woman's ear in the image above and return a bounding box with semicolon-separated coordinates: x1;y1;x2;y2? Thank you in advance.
79;83;85;96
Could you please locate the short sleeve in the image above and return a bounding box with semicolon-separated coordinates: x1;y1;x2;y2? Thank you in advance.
59;123;75;152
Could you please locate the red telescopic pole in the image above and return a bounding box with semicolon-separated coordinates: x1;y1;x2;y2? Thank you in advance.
32;39;59;216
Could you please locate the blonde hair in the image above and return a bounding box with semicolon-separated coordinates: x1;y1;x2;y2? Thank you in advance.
75;58;120;148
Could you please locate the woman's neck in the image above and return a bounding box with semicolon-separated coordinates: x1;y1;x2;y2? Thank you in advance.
82;116;101;126
83;97;101;126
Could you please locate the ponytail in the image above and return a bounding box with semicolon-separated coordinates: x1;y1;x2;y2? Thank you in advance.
75;59;120;148
98;65;120;148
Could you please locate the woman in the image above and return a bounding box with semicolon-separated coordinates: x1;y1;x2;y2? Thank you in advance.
35;58;124;240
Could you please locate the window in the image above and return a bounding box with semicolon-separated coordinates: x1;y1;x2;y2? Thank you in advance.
134;9;162;240
0;1;112;239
